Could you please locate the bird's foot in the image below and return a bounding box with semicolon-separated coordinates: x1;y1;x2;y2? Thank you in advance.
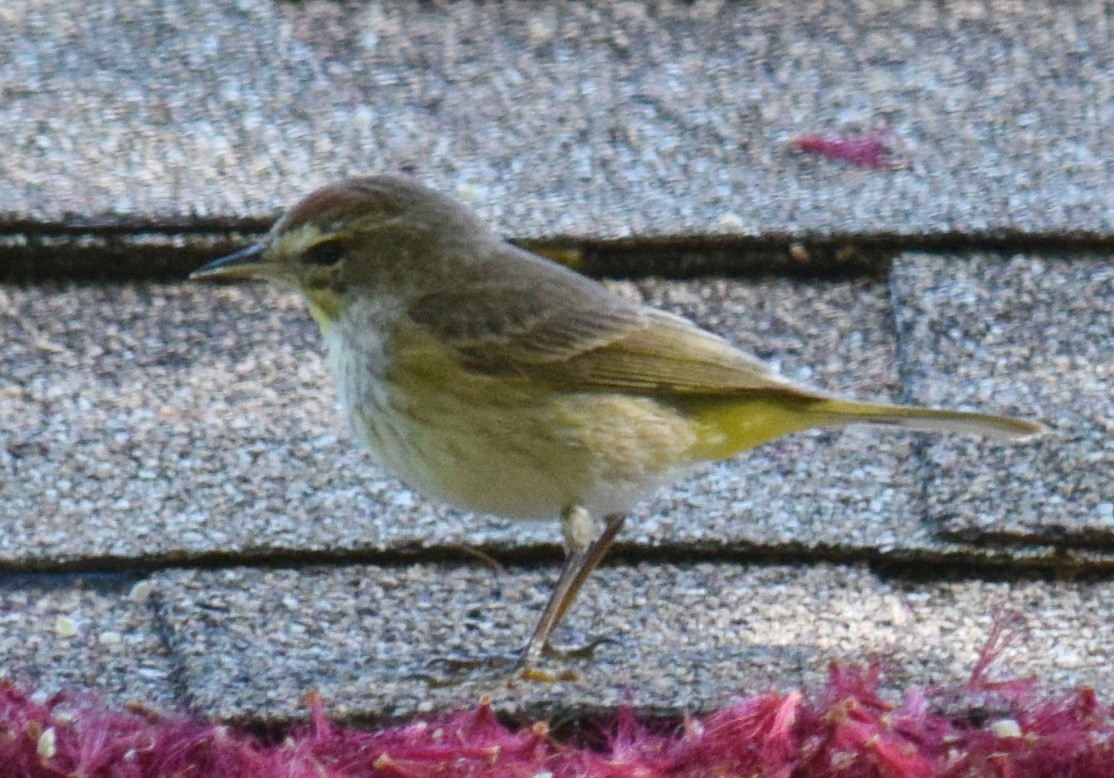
409;651;571;687
411;636;617;687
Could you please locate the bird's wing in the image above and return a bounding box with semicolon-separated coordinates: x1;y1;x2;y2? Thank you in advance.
546;307;817;396
406;257;815;398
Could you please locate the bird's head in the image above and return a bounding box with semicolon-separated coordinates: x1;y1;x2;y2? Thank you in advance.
191;175;488;328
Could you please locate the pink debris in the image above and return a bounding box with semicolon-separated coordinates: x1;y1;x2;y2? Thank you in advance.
3;658;1112;778
790;129;900;169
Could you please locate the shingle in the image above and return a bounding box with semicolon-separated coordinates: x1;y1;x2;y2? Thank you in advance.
1;277;951;567
1;0;1108;242
892;252;1113;547
155;562;1114;721
0;574;178;710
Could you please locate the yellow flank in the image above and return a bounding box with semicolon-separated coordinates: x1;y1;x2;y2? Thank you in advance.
678;395;823;460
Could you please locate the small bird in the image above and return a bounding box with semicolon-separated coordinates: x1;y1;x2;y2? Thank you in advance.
192;175;1041;677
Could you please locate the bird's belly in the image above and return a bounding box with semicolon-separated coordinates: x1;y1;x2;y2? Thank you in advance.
324;318;700;519
343;377;699;520
347;391;568;518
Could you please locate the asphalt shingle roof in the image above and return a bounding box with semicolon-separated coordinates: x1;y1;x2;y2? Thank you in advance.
0;0;1110;726
1;0;1109;237
158;563;1114;721
894;254;1113;547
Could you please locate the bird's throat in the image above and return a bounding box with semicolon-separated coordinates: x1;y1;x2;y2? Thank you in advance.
304;289;344;333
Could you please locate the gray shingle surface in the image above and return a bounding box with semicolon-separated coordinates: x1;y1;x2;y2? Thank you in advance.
1;0;1109;238
0;0;1109;734
0;277;926;567
156;562;1114;721
892;253;1113;547
2;268;1101;568
0;574;178;710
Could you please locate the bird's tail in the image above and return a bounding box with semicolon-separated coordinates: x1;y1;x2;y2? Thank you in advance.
681;394;1043;461
808;397;1045;440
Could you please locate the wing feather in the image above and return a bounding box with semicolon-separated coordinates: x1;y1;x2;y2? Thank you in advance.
544;309;817;396
406;251;816;398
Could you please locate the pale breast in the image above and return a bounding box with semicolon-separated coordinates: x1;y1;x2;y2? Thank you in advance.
320;302;700;520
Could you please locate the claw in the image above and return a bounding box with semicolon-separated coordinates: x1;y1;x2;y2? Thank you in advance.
410;635;619;687
540;635;619;661
407;651;520;687
423;653;514;673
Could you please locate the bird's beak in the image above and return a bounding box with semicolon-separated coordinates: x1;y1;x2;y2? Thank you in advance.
190;244;270;281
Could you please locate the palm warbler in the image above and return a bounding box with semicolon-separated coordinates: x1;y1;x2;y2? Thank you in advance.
192;175;1041;674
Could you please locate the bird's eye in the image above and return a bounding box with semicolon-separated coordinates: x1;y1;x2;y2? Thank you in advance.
302;238;346;266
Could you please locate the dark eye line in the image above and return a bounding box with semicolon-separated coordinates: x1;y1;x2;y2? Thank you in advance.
303;238;347;266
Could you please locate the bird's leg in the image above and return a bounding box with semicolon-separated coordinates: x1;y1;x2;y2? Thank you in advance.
415;507;624;686
516;509;626;670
